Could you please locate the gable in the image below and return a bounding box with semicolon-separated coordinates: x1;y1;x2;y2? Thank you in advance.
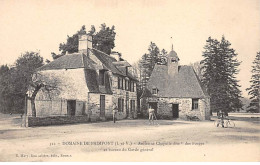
145;65;208;98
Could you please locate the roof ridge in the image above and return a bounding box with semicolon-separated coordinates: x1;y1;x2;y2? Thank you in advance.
91;48;117;60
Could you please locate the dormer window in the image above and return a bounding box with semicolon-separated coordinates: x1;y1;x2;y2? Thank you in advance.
152;88;158;95
118;77;122;89
99;70;106;86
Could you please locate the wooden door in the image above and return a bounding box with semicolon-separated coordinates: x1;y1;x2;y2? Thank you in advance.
100;95;105;117
67;100;76;116
172;104;179;118
126;100;129;116
130;100;135;118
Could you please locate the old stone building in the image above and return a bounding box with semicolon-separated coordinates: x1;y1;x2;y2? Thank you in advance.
141;47;210;120
26;34;138;126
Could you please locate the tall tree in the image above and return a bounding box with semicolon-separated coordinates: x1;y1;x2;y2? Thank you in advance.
57;24;116;58
0;65;11;113
246;52;260;112
0;52;44;114
157;49;168;65
139;42;160;89
59;25;87;55
27;72;61;117
190;61;203;81
201;36;242;114
92;23;116;55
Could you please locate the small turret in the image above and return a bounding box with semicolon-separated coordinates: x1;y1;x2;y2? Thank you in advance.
167;44;179;76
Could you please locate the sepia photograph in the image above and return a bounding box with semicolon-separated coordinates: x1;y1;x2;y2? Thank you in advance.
0;0;259;162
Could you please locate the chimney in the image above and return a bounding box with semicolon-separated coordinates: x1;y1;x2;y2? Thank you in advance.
78;34;92;54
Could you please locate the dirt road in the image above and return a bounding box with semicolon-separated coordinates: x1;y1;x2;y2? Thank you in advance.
0;113;259;161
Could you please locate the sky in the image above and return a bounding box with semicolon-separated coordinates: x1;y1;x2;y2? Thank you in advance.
0;0;259;98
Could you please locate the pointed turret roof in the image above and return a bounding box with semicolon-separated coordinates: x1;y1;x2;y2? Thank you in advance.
168;44;179;61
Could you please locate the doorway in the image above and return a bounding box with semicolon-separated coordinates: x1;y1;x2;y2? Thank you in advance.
126;99;129;117
148;102;158;116
100;95;105;118
172;104;179;118
67;100;76;116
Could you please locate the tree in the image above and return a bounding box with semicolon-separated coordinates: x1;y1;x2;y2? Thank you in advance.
190;61;203;81
246;52;260;112
200;36;242;115
139;42;160;89
0;65;12;113
0;52;44;114
157;49;168;65
15;51;44;95
57;24;116;58
13;52;44;114
27;72;61;117
92;23;116;55
59;25;86;55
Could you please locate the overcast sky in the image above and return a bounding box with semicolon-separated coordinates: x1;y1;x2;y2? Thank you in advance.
0;0;259;98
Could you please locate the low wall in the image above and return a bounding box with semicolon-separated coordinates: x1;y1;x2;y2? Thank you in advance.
27;115;90;127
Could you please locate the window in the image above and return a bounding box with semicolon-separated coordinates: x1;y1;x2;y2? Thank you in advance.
129;81;135;92
192;99;199;110
125;80;128;91
171;59;177;62
152;88;158;95
122;78;124;90
130;100;135;112
118;98;125;112
122;99;124;112
129;81;131;91
118;77;125;90
99;70;105;86
118;77;121;89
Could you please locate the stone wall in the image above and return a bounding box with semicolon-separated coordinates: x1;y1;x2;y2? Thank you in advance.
199;98;211;120
88;93;113;121
26;53;138;126
110;75;137;119
27;68;89;117
27;116;90;127
141;97;210;120
27;99;87;117
37;68;89;100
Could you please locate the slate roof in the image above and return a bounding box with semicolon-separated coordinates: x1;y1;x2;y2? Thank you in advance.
91;48;138;81
36;48;137;94
143;65;209;98
117;67;138;81
90;49;123;76
37;53;96;71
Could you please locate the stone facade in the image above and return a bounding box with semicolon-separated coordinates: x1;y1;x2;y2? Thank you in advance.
141;48;211;120
25;34;138;127
141;97;210;120
26;68;137;126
